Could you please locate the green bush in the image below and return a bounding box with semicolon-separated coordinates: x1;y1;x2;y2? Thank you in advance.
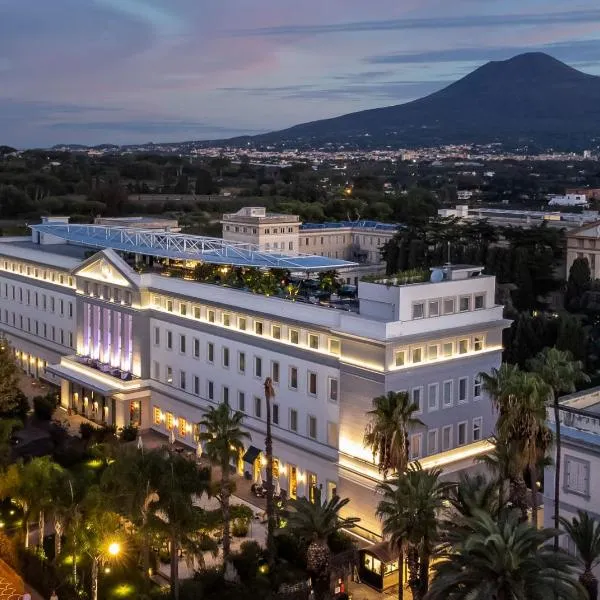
79;422;96;440
328;530;356;554
19;548;79;600
120;424;138;442
274;532;306;569
232;521;249;537
33;393;58;421
232;541;263;582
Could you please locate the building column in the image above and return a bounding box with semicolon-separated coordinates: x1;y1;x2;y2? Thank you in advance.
60;380;70;410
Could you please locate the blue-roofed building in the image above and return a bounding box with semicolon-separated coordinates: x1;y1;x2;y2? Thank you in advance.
223;207;400;285
0;214;508;542
544;387;600;559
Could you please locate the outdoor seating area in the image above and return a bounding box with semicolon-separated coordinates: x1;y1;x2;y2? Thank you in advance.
74;354;138;381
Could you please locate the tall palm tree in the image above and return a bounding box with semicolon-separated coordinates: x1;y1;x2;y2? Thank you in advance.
364;391;423;477
528;347;589;546
426;509;585;600
561;510;600;600
149;448;212;600
377;463;452;600
263;376;276;567
476;437;515;511
285;495;360;600
200;404;249;561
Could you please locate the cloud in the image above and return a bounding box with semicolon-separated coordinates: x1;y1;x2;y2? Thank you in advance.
232;9;600;37
364;38;600;67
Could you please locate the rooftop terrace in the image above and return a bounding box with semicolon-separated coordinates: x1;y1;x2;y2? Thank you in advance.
300;220;399;232
29;223;356;271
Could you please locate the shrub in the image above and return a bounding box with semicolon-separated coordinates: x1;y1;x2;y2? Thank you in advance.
328;530;356;555
274;532;306;569
0;531;17;568
18;548;79;600
232;541;263;582
33;393;58;421
79;422;96;440
120;424;138;442
232;521;249;537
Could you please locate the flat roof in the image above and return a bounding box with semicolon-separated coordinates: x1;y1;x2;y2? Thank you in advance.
29;223;357;271
301;220;399;232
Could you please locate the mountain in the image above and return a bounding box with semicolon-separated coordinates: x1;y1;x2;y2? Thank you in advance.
235;53;600;149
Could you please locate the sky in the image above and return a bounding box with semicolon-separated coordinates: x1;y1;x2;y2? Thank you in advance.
3;0;600;148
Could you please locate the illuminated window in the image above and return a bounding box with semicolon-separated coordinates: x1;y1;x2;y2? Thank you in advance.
473;336;484;351
180;303;187;316
166;412;174;430
238;317;247;331
179;418;187;437
255;321;264;335
309;334;319;349
222;313;231;326
272;324;281;339
153;407;161;425
289;329;299;344
443;342;453;357
458;339;469;354
411;347;423;364
194;306;201;319
208;310;215;323
427;345;438;360
395;350;406;367
329;338;341;355
166;300;173;312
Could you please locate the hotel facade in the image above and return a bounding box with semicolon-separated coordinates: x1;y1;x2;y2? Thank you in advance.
0;217;507;536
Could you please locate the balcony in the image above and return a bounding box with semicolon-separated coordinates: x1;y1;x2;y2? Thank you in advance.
73;355;139;382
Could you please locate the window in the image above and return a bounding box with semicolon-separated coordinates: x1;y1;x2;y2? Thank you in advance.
427;344;438;360
179;371;186;390
473;336;484;352
238;391;245;412
458;377;468;403
222;386;229;405
412;302;425;319
222;313;231;326
473;417;482;442
474;293;485;310
153;407;161;425
179;418;187;437
207;343;214;363
208;310;215;323
290;409;298;432
410;434;422;459
272;403;279;425
411;347;423;364
458;339;469;354
154;327;160;346
443;342;453;357
455;422;466;446
166;366;173;384
290;367;298;390
166;331;173;350
180;303;187;316
428;383;439;412
565;457;590;496
272;324;281;339
427;430;438;455
328;378;339;402
329;338;341;355
443;298;455;314
166;412;174;430
442;425;452;451
193;338;200;359
473;376;482;399
271;361;279;383
255;321;264;335
308;416;317;439
208;381;214;400
411;387;422;412
307;334;319;350
254;356;262;378
167;300;173;312
194;376;200;395
395;350;406;367
254;397;262;419
459;296;471;312
428;299;440;317
238;317;247;331
443;380;453;407
238;352;246;373
289;329;299;344
308;372;317;396
194;306;201;319
179;335;186;354
222;347;229;369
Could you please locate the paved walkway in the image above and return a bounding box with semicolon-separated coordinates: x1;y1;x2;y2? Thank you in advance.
0;577;20;600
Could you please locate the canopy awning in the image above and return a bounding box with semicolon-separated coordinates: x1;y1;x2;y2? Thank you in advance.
242;445;261;464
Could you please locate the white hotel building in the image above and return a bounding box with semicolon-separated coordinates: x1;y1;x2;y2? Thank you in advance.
0;217;508;536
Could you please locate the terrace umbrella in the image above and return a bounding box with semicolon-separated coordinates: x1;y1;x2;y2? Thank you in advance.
196;440;203;459
274;478;281;497
256;470;263;487
169;428;175;445
136;435;143;451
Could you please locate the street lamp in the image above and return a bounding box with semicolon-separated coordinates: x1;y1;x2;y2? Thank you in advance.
108;542;121;557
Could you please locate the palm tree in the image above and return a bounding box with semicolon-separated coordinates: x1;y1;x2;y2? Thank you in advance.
529;347;589;546
285;495;360;600
561;510;600;600
476;437;514;511
263;376;276;567
200;404;249;561
364;391;423;477
426;509;585;600
149;448;212;600
377;463;452;600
